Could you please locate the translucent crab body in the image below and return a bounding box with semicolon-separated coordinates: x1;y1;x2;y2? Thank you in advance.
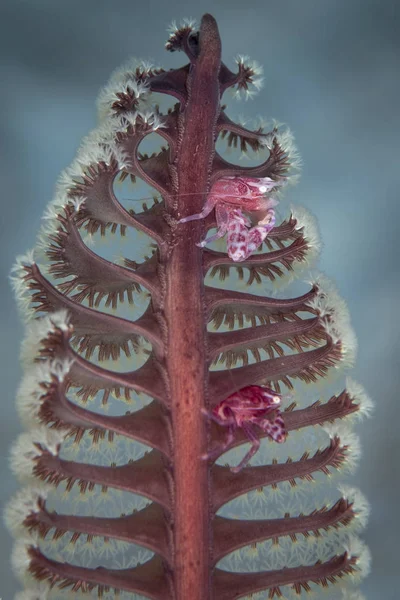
179;176;280;261
202;385;287;473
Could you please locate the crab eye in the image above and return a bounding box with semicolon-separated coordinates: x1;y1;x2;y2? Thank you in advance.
259;185;267;194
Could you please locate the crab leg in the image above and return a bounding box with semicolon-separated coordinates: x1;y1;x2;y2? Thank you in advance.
260;414;287;443
200;424;235;463
196;203;231;247
227;207;277;262
179;193;219;223
230;421;260;473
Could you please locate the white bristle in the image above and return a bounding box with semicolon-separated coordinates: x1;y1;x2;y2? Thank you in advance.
346;377;374;419
231;55;264;100
37;189;86;252
10;427;65;480
41;191;70;221
53;161;83;197
343;535;372;580
69;195;86;212
137;109;165;131
274;125;302;175
35;191;76;253
101;57;153;86
306;273;358;367
11;538;38;580
3;485;49;538
16;358;73;426
258;122;302;184
14;581;51;600
337;484;370;530
10;249;36;276
19;310;71;366
120;110;139;129
166;17;197;35
325;320;358;368
322;423;361;473
9;250;36;321
290;204;322;259
306;273;349;321
53;119;130;203
97;75;149;122
75;119;130;171
165;18;198;53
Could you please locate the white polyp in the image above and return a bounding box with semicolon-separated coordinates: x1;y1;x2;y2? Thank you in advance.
37;188;85;233
16;358;74;425
306;273;347;318
54;160;87;198
16;369;43;424
166;17;197;35
14;581;51;600
69;195;86;212
41;192;69;222
343;535;372;580
9;249;36;323
306;272;358;367
10;249;36;275
165;17;198;50
11;538;38;581
137;109;165;131
97;74;149;122
166;19;178;34
57;162;79;188
34;187;86;256
324;318;358;368
274;125;297;154
322;423;361;473
290;204;322;259
121;110;139;128
74;119;128;170
96;55;161;119
235;55;264;81
10;427;65;480
9;249;36;321
3;485;49;538
341;591;367;600
51;118;131;203
231;54;264;101
337;484;370;530
232;88;258;102
345;377;374;419
257;121;302;186
49;357;74;382
106;57;149;85
19;309;71;366
252;115;272;131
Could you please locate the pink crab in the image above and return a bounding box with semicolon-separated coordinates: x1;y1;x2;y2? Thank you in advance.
201;385;287;473
223;206;276;262
179;176;280;261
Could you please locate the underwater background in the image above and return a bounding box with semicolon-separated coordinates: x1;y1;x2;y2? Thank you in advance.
0;0;399;598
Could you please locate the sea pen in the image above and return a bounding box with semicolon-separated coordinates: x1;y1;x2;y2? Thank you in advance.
5;14;372;600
